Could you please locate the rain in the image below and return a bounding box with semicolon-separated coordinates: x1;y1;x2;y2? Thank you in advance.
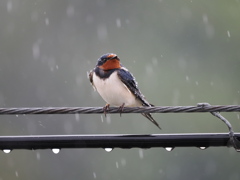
0;1;240;180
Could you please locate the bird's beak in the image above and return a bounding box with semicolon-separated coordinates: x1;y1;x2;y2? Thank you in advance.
110;55;118;60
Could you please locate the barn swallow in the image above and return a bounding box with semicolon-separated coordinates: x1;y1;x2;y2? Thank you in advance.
89;53;161;129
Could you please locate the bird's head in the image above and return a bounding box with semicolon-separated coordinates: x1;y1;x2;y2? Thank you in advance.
96;53;121;70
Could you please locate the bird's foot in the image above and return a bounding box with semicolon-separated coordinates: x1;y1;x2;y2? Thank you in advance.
118;103;125;117
103;104;110;117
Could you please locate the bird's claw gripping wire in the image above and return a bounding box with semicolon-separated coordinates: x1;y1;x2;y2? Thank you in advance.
103;103;125;117
117;103;125;117
103;104;110;117
197;103;240;151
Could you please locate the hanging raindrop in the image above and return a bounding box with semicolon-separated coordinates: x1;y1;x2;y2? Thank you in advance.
52;148;60;154
104;148;113;152
3;149;11;153
165;147;174;152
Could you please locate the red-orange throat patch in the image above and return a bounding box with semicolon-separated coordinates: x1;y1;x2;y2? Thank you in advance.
99;59;121;70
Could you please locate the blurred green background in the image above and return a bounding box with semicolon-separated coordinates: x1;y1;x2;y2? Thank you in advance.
0;0;240;179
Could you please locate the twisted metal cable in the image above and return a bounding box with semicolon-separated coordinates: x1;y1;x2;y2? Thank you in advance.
0;105;239;115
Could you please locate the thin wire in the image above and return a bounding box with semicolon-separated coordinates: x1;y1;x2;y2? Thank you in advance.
0;105;240;115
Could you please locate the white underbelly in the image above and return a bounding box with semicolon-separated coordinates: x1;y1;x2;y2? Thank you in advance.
93;71;141;107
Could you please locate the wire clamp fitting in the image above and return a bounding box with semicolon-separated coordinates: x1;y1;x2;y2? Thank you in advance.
197;103;240;151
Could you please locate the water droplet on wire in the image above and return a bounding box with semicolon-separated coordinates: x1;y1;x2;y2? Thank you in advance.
165;147;174;152
3;149;11;153
52;148;60;154
104;148;113;152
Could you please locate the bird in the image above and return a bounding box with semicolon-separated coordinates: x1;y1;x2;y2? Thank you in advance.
88;53;161;129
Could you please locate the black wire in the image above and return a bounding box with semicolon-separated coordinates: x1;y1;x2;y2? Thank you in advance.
0;133;239;150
